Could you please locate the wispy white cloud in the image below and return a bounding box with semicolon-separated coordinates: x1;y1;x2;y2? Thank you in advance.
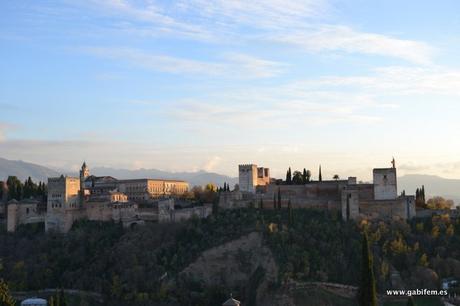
167;89;384;128
177;0;329;29
298;66;460;95
203;156;222;172
80;46;286;78
271;25;435;65
79;1;435;64
0;122;18;142
84;0;213;40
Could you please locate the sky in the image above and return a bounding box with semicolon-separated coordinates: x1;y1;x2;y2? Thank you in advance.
1;0;460;180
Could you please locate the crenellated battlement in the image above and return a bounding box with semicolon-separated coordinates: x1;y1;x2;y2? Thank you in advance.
238;164;270;193
238;164;257;168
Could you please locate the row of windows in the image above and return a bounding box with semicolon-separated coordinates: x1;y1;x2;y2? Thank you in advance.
51;203;79;208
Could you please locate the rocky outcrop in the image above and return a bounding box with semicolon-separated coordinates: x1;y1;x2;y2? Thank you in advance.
180;231;278;304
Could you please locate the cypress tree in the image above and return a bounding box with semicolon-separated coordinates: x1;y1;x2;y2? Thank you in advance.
359;232;377;306
319;165;323;182
302;168;308;184
286;167;292;184
421;185;426;203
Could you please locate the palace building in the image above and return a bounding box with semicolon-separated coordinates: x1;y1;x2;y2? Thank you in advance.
44;162;190;232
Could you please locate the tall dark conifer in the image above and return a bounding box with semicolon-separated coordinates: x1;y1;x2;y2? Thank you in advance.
359;232;377;306
286;167;292;184
319;165;323;182
302;168;308;184
421;185;426;203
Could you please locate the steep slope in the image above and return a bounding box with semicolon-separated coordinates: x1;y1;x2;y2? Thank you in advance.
180;232;278;305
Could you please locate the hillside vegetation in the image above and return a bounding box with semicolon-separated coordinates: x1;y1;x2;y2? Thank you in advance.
1;207;459;305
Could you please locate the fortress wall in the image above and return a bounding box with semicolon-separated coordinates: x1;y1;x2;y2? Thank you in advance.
7;202;45;232
267;182;347;200
341;190;360;221
46;208;86;233
86;202;113;221
359;197;414;220
171;205;212;222
356;184;374;200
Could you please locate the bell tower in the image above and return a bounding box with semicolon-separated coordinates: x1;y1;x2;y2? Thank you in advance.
79;162;90;199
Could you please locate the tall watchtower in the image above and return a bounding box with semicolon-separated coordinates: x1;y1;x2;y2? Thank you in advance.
238;164;270;193
238;164;258;193
373;159;398;200
80;161;89;185
79;162;90;199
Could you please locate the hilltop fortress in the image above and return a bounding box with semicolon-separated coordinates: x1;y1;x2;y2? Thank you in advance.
5;159;417;233
225;159;416;221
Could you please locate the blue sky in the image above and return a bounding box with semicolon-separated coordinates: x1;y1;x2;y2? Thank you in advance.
1;0;460;180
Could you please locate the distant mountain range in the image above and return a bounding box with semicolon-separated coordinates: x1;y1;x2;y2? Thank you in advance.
0;157;238;188
0;157;60;183
1;157;459;203
89;167;239;188
398;174;460;204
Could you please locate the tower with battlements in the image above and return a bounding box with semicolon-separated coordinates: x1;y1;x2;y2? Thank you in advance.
238;164;270;193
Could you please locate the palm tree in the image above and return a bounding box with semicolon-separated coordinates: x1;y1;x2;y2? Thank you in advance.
333;174;340;181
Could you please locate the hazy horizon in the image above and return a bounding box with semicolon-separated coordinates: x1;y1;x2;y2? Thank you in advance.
2;1;460;180
3;156;460;185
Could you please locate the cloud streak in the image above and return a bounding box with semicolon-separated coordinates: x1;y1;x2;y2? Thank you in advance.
79;0;435;64
271;25;435;65
80;47;286;78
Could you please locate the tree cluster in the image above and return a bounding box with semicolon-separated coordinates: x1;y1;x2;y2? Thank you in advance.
218;183;231;192
426;196;454;210
415;186;426;208
1;176;47;202
285;167;312;185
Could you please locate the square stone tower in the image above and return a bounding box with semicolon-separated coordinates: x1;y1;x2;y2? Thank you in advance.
46;175;81;232
238;164;270;193
373;168;397;200
239;164;258;193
